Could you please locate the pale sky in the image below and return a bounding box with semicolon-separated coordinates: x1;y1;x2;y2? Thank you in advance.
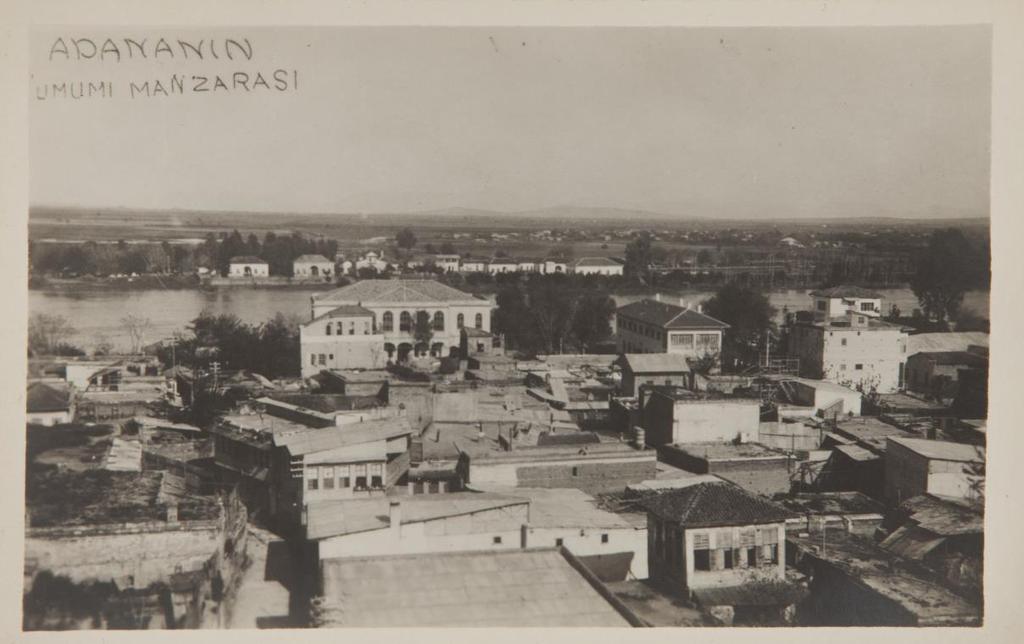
30;26;990;219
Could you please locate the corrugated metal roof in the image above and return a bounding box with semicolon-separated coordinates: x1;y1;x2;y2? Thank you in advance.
888;437;984;462
274;417;413;456
906;332;989;356
317;548;630;627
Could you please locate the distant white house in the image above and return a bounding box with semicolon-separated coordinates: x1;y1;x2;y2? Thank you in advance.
459;257;488;273
433;255;461;273
354;251;391;274
27;382;74;426
293;254;334;279
572;257;624;276
229;256;269;278
487;258;519;274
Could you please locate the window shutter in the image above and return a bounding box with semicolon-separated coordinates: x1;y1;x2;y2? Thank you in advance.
693;533;710;549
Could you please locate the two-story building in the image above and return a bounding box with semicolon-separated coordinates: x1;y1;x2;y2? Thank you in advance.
809;285;883;321
353;251;391;274
293;254;334;279
432;254;461;273
228;256;269;278
616;298;729;368
641;481;801;624
210;411;413;530
303;279;496;370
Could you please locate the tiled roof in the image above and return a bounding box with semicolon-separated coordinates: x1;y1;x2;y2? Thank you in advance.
809;285;883;299
307;305;376;324
640;481;793;527
273;417;413;456
26;382;71;413
617;299;729;330
313;279;485;305
229;255;266;264
316;548;632;627
617;353;691;373
294;254;331;263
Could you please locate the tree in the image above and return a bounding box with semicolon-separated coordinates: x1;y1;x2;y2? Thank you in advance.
572;294;616;352
439;241;457;255
28;314;76;356
92;334;114;357
413;310;433;352
396;227;417;250
120;314;152;354
624;234;655;283
910;229;979;328
702;284;776;371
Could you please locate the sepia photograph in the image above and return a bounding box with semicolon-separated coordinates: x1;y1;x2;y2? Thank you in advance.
20;16;995;631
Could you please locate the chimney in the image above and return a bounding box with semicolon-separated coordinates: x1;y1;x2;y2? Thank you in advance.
166;504;179;524
654;293;661;302
679;297;687;309
696;304;703;314
389;500;402;533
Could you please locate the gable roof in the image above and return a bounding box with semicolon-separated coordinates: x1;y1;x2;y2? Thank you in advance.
617;299;729;330
229;255;266;264
313;279;484;306
317;548;632;627
617;353;691;374
294;254;331;263
809;285;883;299
27;382;71;413
640;481;793;527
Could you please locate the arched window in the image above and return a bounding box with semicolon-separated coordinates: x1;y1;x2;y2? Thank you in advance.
457;313;465;329
400;311;412;332
382;311;394;332
433;311;445;331
475;313;483;329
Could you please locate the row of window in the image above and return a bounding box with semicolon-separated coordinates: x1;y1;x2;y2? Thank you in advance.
670;332;720;351
652;523;780;572
620;318;663;341
306;463;385;492
377;311;484;332
310;353;335;366
325;320;372;336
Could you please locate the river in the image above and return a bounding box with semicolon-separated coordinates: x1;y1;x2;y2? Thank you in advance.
28;286;990;353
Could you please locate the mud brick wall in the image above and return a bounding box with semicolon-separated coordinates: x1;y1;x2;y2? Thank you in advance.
707;459;793;496
513;458;658;494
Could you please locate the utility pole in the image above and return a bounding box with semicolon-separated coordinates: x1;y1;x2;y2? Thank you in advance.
210;361;221;392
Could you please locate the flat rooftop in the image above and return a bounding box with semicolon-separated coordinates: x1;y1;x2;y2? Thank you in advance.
26;468;219;528
788;530;980;626
469;486;635;530
665;441;789;461
831;417;916;452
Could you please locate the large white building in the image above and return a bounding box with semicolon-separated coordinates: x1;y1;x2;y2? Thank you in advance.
228;255;269;278
788;305;909;394
300;279;496;376
293;254;334;279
